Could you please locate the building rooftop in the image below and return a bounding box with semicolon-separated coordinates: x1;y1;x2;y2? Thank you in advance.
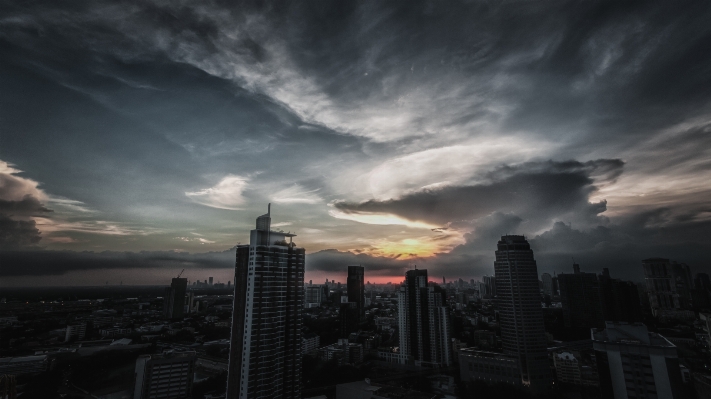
592;322;675;348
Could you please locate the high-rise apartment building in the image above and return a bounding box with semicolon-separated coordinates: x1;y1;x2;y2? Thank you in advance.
163;277;187;320
226;205;305;399
397;269;452;367
593;322;683;399
643;258;679;316
134;351;196;399
558;263;604;331
494;235;550;392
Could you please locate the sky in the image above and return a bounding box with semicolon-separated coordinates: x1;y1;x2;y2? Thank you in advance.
1;1;711;286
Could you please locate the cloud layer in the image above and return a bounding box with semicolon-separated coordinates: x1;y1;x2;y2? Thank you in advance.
1;1;711;284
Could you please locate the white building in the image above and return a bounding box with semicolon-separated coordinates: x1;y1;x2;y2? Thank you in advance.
226;205;305;399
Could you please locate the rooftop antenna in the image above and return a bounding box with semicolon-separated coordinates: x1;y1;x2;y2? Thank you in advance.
177;268;185;279
268;203;271;216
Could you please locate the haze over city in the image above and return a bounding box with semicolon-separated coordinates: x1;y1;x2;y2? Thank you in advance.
2;1;711;286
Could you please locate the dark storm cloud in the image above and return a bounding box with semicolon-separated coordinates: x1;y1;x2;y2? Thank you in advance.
0;247;237;277
306;249;408;276
334;159;622;226
0;246;407;277
0;195;52;217
0;216;42;251
1;0;711;284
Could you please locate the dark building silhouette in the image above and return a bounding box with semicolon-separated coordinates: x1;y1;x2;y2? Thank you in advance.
226;205;305;399
339;301;360;338
397;269;452;366
558;263;604;331
696;273;711;291
339;266;364;338
599;268;643;323
693;273;711;311
671;262;693;308
163;277;187;320
347;265;365;316
494;235;550;392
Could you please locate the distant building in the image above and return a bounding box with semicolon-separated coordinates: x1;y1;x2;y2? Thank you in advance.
482;275;496;298
495;235;550;392
558;263;604;331
209;276;213;286
134;351;196;399
100;327;131;338
226;205;304;399
65;323;87;342
642;258;694;320
305;285;322;307
592;322;683;399
302;333;320;354
398;269;452;367
318;339;364;365
541;273;553;297
163;277;187;320
348;265;365;318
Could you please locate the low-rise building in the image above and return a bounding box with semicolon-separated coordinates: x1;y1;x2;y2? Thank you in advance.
458;349;521;386
65;323;87;342
0;355;48;376
134;351;196;399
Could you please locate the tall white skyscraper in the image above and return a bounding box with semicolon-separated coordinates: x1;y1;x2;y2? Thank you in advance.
495;235;550;392
226;205;305;399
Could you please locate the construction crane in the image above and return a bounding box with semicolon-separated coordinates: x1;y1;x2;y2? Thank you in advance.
177;269;185;279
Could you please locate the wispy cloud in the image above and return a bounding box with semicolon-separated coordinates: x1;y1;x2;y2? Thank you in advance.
185;175;248;210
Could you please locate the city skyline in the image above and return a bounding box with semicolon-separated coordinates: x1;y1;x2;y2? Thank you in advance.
3;2;711;286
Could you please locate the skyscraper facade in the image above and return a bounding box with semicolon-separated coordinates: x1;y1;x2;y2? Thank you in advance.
397;269;452;367
163;277;187;320
226;206;305;399
494;235;550;392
